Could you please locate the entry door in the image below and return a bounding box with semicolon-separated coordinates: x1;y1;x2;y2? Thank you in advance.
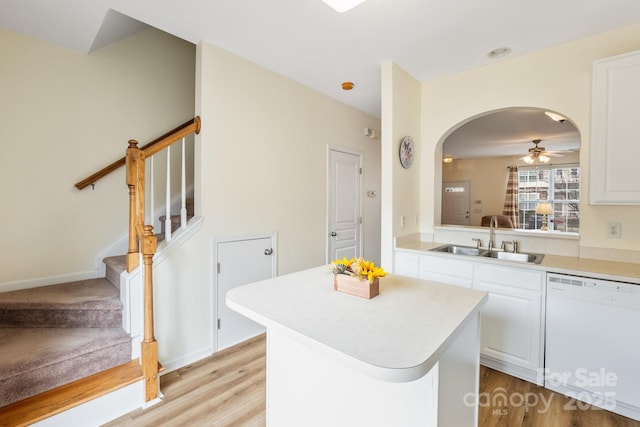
328;148;362;262
442;181;470;225
216;236;275;350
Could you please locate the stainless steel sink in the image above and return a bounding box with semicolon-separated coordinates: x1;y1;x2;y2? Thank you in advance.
487;250;544;264
430;244;544;264
431;244;488;257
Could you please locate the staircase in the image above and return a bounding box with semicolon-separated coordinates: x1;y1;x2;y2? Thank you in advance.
0;199;195;425
0;117;201;425
0;257;131;409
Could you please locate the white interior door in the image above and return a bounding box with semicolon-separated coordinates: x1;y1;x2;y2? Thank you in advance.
216;235;275;350
328;148;362;262
442;181;470;225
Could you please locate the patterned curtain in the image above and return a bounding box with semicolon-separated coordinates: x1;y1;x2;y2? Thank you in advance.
503;166;519;228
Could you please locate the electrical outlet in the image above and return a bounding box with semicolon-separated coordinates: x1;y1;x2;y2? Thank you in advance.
607;221;622;238
400;215;406;229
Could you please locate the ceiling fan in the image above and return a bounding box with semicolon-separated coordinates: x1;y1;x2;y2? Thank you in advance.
520;139;562;164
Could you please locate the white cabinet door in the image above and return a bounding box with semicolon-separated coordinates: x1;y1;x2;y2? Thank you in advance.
217;236;274;350
474;264;544;384
396;250;546;384
394;251;420;278
419;254;474;288
590;49;640;205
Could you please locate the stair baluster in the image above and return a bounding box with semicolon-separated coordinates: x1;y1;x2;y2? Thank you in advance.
180;137;187;230
164;145;172;242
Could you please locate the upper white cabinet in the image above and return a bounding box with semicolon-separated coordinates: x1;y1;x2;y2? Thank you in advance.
590;49;640;205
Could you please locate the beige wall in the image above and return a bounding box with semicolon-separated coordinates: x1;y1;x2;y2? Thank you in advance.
0;29;381;368
0;28;195;287
150;41;382;365
197;42;381;272
419;23;640;257
442;152;580;226
380;63;421;267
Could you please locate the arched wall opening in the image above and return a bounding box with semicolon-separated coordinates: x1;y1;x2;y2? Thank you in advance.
433;106;581;234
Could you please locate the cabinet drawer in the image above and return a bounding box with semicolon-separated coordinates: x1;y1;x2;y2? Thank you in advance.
394;251;420;278
475;264;543;292
420;255;474;280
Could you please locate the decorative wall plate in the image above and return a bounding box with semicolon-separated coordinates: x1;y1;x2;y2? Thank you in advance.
399;136;414;169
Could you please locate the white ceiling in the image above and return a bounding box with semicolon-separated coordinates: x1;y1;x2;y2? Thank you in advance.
2;0;640;121
443;108;581;159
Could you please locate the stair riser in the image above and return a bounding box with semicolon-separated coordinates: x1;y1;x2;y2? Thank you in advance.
0;309;121;328
0;341;131;407
105;266;121;289
159;214;194;235
104;256;126;289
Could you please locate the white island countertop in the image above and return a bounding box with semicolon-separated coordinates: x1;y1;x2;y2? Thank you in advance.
227;265;488;383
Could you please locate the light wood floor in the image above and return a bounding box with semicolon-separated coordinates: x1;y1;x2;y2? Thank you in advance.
105;334;640;427
477;364;640;427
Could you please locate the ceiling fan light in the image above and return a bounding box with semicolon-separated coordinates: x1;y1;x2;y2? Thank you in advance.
538;154;550;163
322;0;366;12
545;111;566;123
522;155;534;164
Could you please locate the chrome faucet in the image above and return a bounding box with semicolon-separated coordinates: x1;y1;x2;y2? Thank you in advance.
472;238;482;249
501;240;518;253
488;215;498;251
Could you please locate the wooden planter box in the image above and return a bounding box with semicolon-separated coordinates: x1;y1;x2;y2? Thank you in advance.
334;274;379;299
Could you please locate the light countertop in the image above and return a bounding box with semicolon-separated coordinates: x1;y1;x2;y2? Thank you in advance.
396;241;640;284
227;265;487;382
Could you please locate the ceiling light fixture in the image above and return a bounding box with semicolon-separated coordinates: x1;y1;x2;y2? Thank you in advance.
341;81;354;90
544;111;566;123
521;139;552;164
322;0;366;13
443;157;453;163
487;47;512;59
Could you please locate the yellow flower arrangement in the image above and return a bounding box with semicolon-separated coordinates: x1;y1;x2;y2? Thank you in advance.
330;257;387;283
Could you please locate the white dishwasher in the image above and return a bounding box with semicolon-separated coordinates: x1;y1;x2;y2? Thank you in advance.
545;273;640;421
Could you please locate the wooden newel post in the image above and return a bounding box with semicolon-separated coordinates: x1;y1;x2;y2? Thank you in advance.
140;224;159;401
126;140;140;272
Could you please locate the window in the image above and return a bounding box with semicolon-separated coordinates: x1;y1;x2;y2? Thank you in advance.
518;165;580;232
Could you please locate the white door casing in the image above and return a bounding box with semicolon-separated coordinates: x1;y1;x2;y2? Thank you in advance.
215;234;276;351
441;181;470;226
327;147;363;262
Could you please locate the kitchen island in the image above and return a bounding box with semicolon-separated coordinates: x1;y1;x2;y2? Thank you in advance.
227;266;488;427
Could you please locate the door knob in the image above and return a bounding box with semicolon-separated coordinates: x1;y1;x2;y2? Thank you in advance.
330;231;337;237
264;248;273;255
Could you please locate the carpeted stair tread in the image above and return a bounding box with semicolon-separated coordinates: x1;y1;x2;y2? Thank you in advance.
0;327;131;407
0;328;130;379
0;279;122;328
0;279;119;309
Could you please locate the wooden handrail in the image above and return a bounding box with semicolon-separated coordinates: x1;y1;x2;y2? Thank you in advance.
75;117;201;190
120;116;202;403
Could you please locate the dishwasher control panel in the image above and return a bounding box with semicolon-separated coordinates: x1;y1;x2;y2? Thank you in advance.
547;273;639;310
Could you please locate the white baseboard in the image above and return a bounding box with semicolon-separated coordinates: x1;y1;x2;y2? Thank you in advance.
480;356;541;385
160;346;214;375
